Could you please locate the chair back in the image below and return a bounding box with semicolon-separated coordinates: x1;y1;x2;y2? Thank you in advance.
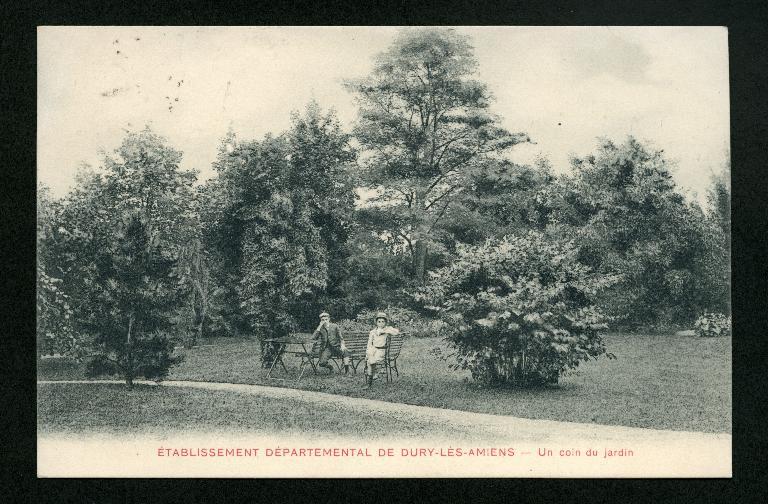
385;332;405;360
343;331;369;358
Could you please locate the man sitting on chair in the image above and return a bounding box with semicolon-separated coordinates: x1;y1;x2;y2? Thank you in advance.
312;312;350;374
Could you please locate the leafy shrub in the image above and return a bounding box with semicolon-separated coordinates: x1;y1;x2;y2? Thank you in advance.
336;318;369;335
694;312;731;337
337;307;448;338
407;318;450;338
86;332;184;384
355;306;420;326
417;232;618;387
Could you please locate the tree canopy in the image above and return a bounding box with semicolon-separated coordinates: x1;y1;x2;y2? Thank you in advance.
553;137;726;327
347;28;530;282
36;29;731;391
204;103;358;349
46;128;195;387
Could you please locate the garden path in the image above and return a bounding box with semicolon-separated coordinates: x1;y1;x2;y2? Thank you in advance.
39;379;731;444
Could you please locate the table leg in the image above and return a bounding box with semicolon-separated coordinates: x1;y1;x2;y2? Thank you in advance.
267;343;285;378
297;358;307;383
302;343;318;375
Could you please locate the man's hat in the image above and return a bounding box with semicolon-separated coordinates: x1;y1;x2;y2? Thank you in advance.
319;312;330;319
375;312;388;322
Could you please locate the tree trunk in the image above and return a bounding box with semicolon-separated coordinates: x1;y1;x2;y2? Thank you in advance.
188;244;208;348
197;275;207;344
412;240;428;284
126;315;134;390
186;297;198;349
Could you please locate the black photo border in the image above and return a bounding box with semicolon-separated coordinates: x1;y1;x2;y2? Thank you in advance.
3;1;766;502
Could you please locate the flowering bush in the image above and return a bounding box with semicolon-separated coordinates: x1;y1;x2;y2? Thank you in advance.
417;232;618;387
694;313;731;337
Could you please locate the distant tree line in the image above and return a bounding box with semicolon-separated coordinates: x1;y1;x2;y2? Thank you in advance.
37;29;730;387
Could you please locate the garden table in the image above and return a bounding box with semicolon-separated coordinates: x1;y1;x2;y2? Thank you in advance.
263;335;317;383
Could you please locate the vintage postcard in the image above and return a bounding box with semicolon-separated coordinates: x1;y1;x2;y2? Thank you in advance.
37;26;731;478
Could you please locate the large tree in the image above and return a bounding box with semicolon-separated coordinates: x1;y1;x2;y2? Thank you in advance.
701;163;731;315
200;127;250;336
556;137;718;327
440;158;558;248
36;183;78;357
286;102;358;325
205;103;357;351
347;28;530;283
51;128;194;388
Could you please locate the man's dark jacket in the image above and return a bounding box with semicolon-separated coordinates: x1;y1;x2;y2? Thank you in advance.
312;322;344;349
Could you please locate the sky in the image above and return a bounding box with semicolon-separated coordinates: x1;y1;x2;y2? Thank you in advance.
37;26;730;202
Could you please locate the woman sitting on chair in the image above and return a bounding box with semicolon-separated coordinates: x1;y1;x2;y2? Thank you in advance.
363;312;398;389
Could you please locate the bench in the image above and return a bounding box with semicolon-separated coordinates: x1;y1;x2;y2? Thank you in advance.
339;331;368;374
339;330;405;382
292;330;405;382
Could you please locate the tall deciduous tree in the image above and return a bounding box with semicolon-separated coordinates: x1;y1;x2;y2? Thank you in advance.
557;137;718;327
52;128;193;388
37;183;78;357
702;162;731;315
346;28;530;283
286;102;358;326
236;134;330;340
201;128;251;335
440;159;558;248
175;235;212;347
206;103;356;356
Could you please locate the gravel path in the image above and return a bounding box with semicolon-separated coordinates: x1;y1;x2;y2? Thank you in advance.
38;379;730;444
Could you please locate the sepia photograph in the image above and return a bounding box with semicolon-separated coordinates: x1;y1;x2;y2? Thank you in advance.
36;26;731;478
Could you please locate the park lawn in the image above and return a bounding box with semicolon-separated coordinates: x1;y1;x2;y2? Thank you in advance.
37;333;731;434
37;383;496;442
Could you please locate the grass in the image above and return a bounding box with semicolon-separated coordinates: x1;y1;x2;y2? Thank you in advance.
37;383;513;442
37;333;731;433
